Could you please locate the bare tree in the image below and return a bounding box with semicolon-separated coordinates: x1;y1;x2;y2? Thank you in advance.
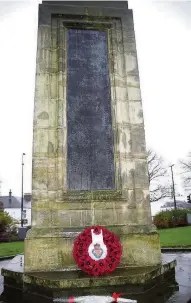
147;149;167;184
147;149;172;202
180;152;191;190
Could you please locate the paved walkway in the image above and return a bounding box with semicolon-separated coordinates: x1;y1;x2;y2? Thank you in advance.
166;253;191;303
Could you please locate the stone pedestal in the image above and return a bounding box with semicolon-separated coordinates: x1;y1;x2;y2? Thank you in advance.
24;0;162;272
1;254;178;303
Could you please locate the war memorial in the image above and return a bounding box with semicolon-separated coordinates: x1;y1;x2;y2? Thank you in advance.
1;1;177;302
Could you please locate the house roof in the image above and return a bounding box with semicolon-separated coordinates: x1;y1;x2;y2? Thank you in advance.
0;196;31;209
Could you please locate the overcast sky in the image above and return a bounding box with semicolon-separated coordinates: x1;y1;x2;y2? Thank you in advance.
0;0;190;196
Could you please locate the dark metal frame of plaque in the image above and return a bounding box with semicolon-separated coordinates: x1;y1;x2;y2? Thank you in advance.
65;17;116;192
63;16;123;200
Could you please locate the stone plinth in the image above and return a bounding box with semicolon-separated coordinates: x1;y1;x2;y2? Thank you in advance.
1;255;178;303
25;228;161;272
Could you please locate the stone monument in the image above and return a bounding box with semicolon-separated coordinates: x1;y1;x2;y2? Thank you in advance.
1;2;177;302
25;0;161;272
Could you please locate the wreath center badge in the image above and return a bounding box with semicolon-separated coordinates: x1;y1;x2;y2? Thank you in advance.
88;229;107;261
73;226;122;276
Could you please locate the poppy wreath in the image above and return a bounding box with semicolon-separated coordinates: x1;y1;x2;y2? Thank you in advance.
73;226;122;276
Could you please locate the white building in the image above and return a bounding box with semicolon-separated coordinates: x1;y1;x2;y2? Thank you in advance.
0;190;31;226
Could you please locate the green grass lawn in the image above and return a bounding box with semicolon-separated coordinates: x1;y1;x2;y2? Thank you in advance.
159;226;191;247
0;241;24;257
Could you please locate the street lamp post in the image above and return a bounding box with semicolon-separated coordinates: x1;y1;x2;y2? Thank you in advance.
21;153;26;227
170;164;177;210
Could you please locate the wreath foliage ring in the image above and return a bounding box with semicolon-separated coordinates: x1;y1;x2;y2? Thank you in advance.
73;226;122;276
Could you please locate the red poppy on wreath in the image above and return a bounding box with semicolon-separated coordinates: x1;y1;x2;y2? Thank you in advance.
73;226;122;276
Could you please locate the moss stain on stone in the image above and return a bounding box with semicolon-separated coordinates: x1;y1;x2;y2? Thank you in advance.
47;141;54;154
38;111;49;120
122;132;127;149
138;109;143;119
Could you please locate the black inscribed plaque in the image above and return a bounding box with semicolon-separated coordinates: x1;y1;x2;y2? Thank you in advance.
66;29;115;190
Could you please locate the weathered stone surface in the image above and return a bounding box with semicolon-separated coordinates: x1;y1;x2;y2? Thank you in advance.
130;125;147;154
125;52;139;74
120;232;162;266
127;74;140;87
118;127;131;154
129;101;144;124
120;160;135;189
35;73;51;101
32;166;48;191
37;25;51;49
128;86;142;101
134;159;149;188
37;111;49;120
32;208;51;227
25;237;76;271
